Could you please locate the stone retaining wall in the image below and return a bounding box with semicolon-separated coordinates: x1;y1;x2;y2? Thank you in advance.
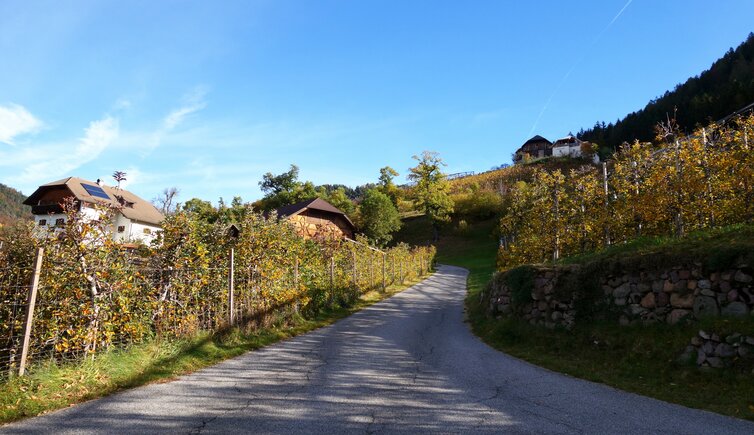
679;330;754;368
486;263;754;328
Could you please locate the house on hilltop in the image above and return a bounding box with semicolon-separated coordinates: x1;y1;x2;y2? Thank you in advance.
23;177;164;244
552;133;600;163
275;197;355;240
513;135;553;164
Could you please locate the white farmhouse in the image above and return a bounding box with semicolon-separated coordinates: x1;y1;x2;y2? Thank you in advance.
552;133;600;163
23;177;164;244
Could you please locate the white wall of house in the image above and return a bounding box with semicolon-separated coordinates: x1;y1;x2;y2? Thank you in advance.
553;144;581;158
123;219;160;244
33;213;67;228
33;209;160;244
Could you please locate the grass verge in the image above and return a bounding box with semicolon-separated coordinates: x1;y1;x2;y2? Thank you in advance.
423;216;754;421
0;275;429;425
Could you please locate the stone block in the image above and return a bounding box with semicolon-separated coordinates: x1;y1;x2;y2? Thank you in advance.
679;269;691;280
663;280;675;292
706;357;724;368
721;301;749;317
613;283;632;299
693;296;719;318
727;289;738;302
715;343;735;358
668;309;690;324
656;292;669;307
697;279;712;290
687;280;697;290
670;292;695;308
735;270;753;283
640;292;656;308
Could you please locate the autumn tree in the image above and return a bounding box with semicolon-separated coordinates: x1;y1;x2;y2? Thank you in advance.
408;151;454;241
377;166;400;206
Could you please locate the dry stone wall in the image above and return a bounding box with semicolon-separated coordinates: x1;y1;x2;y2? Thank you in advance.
486;263;754;328
679;330;754;368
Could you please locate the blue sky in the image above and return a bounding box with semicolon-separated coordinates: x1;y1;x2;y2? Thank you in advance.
1;0;753;204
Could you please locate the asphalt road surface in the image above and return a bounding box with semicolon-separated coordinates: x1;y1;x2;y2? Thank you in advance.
3;265;753;434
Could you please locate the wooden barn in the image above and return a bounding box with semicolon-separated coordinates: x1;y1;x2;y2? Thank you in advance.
513;135;553;164
275;198;355;240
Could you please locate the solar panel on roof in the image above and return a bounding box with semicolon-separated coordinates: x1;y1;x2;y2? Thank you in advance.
81;183;110;200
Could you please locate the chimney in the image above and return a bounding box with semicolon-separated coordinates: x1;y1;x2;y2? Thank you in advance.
96;178;102;186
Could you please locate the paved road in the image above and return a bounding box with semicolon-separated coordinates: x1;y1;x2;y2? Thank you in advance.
3;265;754;434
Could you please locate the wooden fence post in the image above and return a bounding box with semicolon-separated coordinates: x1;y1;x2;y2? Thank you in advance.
368;254;373;289
229;248;235;326
294;256;299;288
381;253;386;292
391;254;395;285
19;247;43;377
330;256;335;289
400;259;404;284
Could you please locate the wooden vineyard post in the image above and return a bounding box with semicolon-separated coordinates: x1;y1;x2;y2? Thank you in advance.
391;254;395;285
19;248;43;377
294;257;299;289
602;162;611;246
400;259;404;284
368;254;373;289
330;256;335;289
381;253;386;292
352;249;357;288
229;248;235;326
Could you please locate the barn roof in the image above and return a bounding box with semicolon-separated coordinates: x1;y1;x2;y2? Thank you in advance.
23;177;164;225
275;197;355;229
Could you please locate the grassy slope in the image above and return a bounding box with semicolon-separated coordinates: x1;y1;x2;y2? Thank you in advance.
0;277;429;424
397;216;754;421
393;215;498;295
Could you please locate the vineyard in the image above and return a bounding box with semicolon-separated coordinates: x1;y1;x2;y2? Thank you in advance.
451;113;754;270
0;204;434;378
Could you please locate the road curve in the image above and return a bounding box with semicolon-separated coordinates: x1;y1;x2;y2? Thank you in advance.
3;265;753;434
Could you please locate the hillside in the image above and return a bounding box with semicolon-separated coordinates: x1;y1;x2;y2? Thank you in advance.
579;33;754;156
0;183;29;225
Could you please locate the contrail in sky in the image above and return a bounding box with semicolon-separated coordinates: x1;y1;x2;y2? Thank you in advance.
527;0;634;137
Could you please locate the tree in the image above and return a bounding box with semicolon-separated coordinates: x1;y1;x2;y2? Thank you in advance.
153;187;180;215
257;164;318;210
260;165;300;196
182;198;218;223
407;151;454;241
377;166;400;205
358;189;401;246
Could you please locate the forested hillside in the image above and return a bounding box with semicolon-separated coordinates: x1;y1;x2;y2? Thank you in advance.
0;183;29;225
579;33;754;155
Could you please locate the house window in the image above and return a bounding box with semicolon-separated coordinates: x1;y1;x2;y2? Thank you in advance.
117;225;125;233
38;219;47;226
143;228;151;235
55;218;65;227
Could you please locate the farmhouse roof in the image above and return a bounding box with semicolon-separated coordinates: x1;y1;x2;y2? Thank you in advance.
275;197;355;228
522;135;552;146
553;133;581;146
23;177;164;225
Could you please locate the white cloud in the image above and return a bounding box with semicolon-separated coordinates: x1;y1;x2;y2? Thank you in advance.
0;103;43;145
136;86;208;155
14;116;119;186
